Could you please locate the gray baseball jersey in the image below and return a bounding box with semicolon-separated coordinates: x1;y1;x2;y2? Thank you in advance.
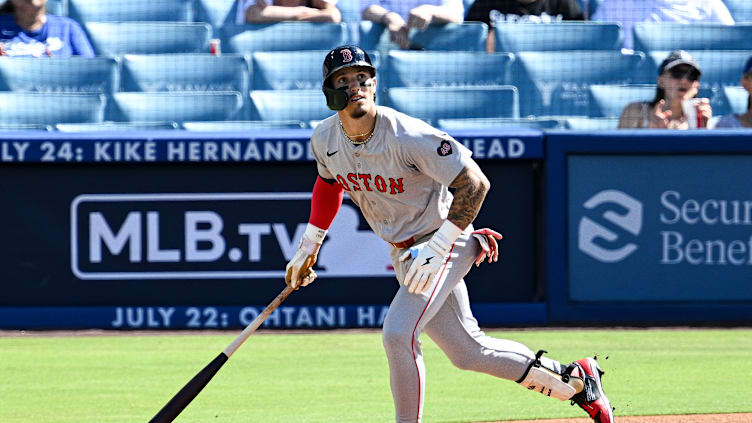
309;105;549;423
311;106;473;244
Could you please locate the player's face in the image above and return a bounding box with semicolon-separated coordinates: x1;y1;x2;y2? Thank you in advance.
331;66;377;118
659;65;700;102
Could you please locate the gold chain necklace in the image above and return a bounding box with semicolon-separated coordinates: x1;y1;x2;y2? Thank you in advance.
340;120;375;145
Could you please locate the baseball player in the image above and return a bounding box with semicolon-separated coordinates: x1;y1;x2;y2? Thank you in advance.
285;45;614;423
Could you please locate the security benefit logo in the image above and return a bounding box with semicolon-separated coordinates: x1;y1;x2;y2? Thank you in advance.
71;193;393;280
578;190;643;263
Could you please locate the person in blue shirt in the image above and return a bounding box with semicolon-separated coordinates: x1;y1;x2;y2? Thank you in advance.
0;0;94;57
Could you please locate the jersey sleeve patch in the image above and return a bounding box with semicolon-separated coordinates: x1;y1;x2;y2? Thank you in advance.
437;140;453;157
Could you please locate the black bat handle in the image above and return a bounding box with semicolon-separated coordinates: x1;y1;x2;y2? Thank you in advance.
149;352;229;423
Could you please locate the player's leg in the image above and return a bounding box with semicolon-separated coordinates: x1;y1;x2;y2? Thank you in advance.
421;244;614;422
382;230;479;423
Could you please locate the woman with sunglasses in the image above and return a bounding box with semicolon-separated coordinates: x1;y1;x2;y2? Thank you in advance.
715;56;752;128
618;50;712;129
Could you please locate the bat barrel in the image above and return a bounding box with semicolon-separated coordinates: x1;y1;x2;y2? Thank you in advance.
149;352;229;423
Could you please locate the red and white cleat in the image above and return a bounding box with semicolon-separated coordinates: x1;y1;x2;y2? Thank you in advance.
568;357;614;423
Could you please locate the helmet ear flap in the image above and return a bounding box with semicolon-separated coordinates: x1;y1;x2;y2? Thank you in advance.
323;86;350;111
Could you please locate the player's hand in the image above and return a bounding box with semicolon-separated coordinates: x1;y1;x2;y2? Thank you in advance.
400;242;447;294
471;228;502;267
407;5;433;30
285;237;321;289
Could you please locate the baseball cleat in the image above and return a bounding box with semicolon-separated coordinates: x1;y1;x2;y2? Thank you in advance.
567;357;614;423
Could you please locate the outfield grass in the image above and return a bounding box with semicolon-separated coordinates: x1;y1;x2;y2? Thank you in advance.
1;329;750;423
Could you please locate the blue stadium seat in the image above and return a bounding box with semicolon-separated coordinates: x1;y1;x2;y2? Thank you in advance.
195;0;239;32
252;50;381;91
69;0;193;22
723;86;749;114
47;0;67;16
723;0;752;23
250;90;335;122
512;51;646;117
182;120;307;130
382;51;513;89
385;86;519;121
121;54;250;97
221;23;347;53
633;23;752;52
0;123;53;131
0;92;105;124
437;117;562;130
564;117;620;130
493;22;622;52
85;22;212;55
56;122;180;131
359;22;487;52
645;50;752;115
588;84;657;118
108;92;243;122
0;57;118;94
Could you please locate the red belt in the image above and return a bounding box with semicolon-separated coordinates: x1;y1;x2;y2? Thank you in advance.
390;236;416;249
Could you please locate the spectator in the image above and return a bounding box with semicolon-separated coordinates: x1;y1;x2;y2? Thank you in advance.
592;0;734;50
236;0;342;24
618;50;712;129
715;56;752;129
361;0;464;50
465;0;584;52
0;0;94;57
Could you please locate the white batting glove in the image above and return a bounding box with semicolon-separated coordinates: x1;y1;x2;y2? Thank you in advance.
400;221;463;294
285;224;326;289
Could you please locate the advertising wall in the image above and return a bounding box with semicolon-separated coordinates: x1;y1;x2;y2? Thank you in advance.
547;130;752;324
0;130;544;329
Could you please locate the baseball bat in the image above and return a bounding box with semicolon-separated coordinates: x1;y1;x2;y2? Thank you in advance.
149;285;295;423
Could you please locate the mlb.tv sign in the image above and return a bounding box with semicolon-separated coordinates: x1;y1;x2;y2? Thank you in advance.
71;193;393;280
568;155;752;302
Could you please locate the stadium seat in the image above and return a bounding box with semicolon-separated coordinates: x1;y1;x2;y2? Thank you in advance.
493;22;622;52
195;0;239;32
69;0;193;22
121;54;250;97
250;90;335;122
359;22;487;52
723;86;749;114
0;123;53;131
723;0;752;23
512;51;646;117
645;50;752;115
85;22;212;55
182;120;307;130
47;0;67;16
588;84;657;118
385;86;519;121
56;122;180;131
633;23;752;52
108;92;243;122
382;51;513;90
0;92;105;124
437;117;562;130
0;57;118;94
563;117;620;130
221;23;347;53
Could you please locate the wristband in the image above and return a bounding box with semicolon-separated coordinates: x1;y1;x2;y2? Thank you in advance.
300;223;326;254
426;220;463;257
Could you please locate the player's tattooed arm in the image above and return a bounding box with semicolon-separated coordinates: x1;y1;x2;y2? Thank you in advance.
447;160;490;229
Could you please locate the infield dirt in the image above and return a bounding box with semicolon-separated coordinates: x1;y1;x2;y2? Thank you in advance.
488;414;752;422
